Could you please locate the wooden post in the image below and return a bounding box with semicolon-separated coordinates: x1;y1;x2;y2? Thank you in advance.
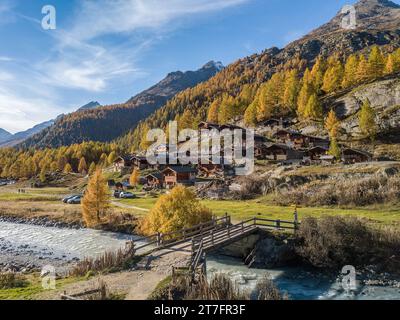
157;232;161;246
276;220;281;230
211;230;215;245
227;224;231;238
241;221;244;233
191;238;195;253
254;217;257;226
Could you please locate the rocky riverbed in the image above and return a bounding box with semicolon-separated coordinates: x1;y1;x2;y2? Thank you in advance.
0;220;146;274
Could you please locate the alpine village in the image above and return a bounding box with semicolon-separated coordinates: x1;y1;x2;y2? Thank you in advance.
1;0;400;301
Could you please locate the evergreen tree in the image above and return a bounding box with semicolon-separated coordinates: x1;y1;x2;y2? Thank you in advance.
81;169;110;228
359;99;378;140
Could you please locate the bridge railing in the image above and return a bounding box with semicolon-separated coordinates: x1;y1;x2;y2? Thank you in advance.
135;215;230;251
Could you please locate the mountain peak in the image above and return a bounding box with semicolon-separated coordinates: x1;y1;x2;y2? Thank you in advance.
304;0;400;40
77;101;101;111
202;60;224;71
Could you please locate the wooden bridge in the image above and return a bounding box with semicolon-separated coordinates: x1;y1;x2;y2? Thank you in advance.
135;214;300;281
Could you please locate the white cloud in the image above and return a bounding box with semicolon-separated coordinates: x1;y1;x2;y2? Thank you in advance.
69;0;248;41
39;0;248;92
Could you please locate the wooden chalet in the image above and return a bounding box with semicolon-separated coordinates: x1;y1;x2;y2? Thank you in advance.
263;118;292;131
113;154;135;174
305;146;329;161
342;148;373;164
145;172;163;189
265;144;304;163
162;166;197;188
273;130;329;149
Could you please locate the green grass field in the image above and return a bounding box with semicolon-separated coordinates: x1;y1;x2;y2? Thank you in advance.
116;194;400;226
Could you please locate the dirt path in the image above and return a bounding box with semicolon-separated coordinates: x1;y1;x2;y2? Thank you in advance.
111;200;150;212
36;247;191;300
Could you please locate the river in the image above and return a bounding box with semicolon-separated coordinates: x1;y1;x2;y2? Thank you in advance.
0;220;149;272
207;255;400;300
1;221;400;300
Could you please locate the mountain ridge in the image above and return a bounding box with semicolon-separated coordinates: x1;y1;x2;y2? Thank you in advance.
18;61;223;149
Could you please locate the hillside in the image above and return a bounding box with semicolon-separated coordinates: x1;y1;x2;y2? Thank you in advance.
116;0;400;151
19;61;223;149
0;129;12;144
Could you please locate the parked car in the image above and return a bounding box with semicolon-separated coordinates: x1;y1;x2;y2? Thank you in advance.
119;192;135;199
62;195;80;203
113;190;122;198
67;195;82;204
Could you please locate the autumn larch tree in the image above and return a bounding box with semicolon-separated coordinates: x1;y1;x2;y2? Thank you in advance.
129;169;140;189
368;46;385;79
328;138;341;160
78;157;88;174
81;169;110;228
63;163;73;174
325;109;340;138
342;54;359;88
304;94;323;120
139;185;212;236
88;162;97;175
359;99;377;140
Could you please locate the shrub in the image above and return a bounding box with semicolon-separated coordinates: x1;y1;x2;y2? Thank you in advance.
70;241;136;277
295;216;400;273
254;275;289;300
139;186;212;236
0;272;27;289
277;174;400;207
150;273;288;301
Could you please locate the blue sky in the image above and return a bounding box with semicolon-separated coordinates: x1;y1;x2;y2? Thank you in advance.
0;0;395;133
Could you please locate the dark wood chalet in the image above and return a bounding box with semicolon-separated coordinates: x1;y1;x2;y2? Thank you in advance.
273;130;329;149
305;146;328;161
265;144;304;162
114;154;135;174
145;172;163;189
263;118;292;130
162;166;197;188
342;148;373;164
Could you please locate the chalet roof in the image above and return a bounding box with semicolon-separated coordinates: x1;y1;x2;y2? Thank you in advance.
320;155;335;160
307;146;329;152
145;172;163;180
342;148;372;157
265;143;293;151
162;166;197;174
115;154;135;162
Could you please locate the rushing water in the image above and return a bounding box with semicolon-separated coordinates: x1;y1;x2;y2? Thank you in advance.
207;255;400;300
0;221;151;270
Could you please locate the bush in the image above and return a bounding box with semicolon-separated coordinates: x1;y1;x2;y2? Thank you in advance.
295;216;400;273
150;273;288;301
254;275;289;300
277;174;400;207
139;186;212;236
70;241;136;277
0;272;27;289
